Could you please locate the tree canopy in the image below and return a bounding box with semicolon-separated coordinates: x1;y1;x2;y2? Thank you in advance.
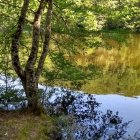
0;0;140;112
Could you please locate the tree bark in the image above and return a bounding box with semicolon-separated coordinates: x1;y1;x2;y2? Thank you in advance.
24;0;46;113
11;0;53;114
11;0;29;80
36;0;53;81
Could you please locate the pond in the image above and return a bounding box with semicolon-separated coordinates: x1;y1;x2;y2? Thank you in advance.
52;33;140;96
39;33;140;139
0;33;140;139
78;33;140;138
1;73;140;139
42;87;140;139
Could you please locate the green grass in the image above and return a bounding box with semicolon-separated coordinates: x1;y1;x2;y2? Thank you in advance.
0;111;60;140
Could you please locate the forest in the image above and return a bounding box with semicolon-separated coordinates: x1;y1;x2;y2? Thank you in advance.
0;0;140;139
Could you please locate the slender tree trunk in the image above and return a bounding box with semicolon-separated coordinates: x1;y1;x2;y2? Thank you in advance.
36;0;53;81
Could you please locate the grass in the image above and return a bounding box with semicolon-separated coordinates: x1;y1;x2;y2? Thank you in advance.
0;110;60;140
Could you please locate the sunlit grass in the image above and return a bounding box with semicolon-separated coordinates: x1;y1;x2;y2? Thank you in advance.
0;112;58;140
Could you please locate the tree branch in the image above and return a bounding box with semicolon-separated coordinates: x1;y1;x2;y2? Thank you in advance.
26;0;46;71
11;0;30;79
36;0;53;80
53;11;70;33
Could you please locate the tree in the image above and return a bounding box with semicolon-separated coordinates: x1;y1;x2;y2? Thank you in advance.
0;0;138;113
11;0;53;113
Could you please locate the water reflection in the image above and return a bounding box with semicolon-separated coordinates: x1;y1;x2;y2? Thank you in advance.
95;94;140;137
44;88;132;140
61;33;140;96
0;74;140;139
51;33;140;96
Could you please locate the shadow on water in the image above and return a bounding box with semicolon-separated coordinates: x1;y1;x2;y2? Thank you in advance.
0;74;140;139
42;88;133;140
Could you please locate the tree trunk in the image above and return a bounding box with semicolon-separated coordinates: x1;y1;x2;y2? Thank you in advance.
20;72;41;114
11;0;53;114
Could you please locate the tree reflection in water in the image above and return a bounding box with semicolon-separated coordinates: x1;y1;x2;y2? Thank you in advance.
44;87;131;140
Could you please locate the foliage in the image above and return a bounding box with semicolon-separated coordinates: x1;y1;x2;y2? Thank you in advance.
0;0;139;85
0;1;139;139
93;0;140;31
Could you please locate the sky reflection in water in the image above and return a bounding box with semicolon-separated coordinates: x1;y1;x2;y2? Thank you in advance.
95;94;140;135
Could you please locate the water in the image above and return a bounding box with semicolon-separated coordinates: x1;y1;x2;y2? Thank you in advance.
71;33;140;96
43;88;131;139
95;94;140;136
1;73;139;139
43;88;140;139
0;33;140;139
